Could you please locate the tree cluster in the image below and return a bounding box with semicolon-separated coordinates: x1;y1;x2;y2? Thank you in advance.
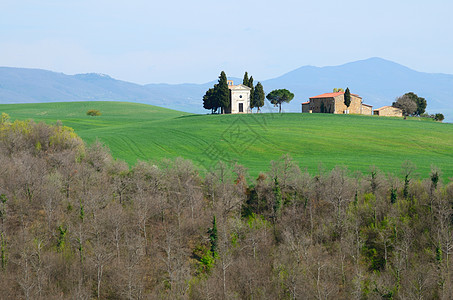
0;119;453;299
420;112;445;122
243;72;265;113
203;71;229;114
393;92;428;119
393;92;446;121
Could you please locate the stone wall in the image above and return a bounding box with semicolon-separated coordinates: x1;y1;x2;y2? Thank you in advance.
361;105;373;115
333;95;362;114
310;98;335;113
374;106;403;117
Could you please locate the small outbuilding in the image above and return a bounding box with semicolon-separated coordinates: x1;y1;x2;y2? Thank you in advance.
302;101;310;113
361;103;373;115
373;106;403;117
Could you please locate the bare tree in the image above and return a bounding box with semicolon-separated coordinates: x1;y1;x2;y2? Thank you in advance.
393;94;417;119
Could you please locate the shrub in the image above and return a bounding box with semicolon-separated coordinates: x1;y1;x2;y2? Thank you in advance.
86;109;101;116
0;113;10;124
434;113;444;122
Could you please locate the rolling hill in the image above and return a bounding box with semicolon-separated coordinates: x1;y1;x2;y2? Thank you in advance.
1;58;452;121
1;101;452;179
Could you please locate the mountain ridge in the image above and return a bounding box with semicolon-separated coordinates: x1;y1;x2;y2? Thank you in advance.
1;58;452;121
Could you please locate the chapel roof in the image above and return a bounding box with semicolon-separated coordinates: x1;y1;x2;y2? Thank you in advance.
228;84;251;90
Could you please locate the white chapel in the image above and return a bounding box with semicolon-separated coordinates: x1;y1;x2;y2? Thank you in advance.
226;80;251;114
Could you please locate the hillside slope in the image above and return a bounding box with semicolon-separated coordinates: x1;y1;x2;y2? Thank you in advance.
1;102;452;179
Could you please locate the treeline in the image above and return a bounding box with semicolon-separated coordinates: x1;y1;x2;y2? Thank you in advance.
0;119;453;299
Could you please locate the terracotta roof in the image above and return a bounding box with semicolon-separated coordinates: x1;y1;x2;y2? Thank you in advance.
309;91;361;99
302;101;310;105
362;103;373;107
309;92;344;99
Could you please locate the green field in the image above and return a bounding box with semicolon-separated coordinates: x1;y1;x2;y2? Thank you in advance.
2;101;453;179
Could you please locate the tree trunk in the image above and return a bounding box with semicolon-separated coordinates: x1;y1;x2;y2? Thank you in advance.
97;264;103;299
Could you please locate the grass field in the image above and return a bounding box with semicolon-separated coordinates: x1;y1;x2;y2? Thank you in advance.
2;101;453;179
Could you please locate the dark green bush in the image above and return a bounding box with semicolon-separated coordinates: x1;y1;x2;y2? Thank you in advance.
86;109;101;116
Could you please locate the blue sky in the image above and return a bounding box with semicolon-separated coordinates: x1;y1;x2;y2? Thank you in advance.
1;0;452;84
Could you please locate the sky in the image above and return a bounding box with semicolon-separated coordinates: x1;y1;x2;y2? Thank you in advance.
1;0;452;84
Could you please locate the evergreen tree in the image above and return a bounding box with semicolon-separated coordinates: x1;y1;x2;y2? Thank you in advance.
253;82;265;112
344;87;351;109
242;72;249;86
404;92;427;116
390;188;397;204
248;76;254;112
215;71;230;114
266;89;294;113
208;216;218;257
273;178;282;217
434;113;444;122
203;88;217;114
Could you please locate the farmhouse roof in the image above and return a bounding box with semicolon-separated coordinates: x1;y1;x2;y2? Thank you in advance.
302;101;310;105
309;91;361;99
362;103;373;107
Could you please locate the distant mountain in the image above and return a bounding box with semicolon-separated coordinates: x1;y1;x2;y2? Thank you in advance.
0;67;172;109
263;57;453;119
1;58;452;121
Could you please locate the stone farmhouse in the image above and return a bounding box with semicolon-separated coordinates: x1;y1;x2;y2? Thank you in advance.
226;80;251;114
373;106;403;117
302;91;372;115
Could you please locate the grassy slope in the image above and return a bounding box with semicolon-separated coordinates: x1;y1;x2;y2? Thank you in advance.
2;101;453;179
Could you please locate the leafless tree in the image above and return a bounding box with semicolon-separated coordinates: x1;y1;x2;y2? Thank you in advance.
393;94;417;119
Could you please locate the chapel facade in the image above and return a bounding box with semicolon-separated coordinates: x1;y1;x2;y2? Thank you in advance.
226;80;251;114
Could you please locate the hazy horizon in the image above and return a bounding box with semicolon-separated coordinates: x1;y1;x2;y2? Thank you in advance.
1;0;452;84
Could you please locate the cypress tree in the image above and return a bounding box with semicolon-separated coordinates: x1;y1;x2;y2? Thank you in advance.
242;72;249;86
344;87;351;108
208;216;218;256
248;76;254;112
403;174;410;198
216;71;230;114
253;82;265;112
273;177;282;217
390;188;397;204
